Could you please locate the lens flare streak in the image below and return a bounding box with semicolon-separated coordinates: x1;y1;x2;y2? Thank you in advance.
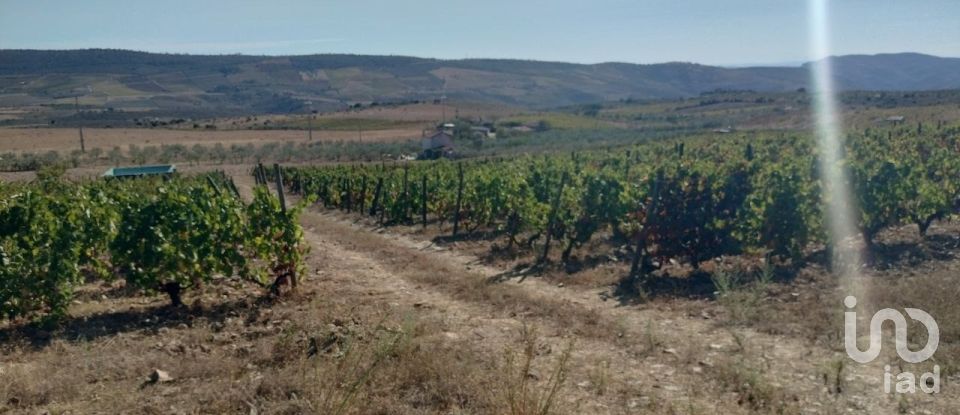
807;0;865;289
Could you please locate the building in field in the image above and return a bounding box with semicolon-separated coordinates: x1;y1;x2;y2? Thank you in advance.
419;130;455;159
470;126;496;139
102;164;177;179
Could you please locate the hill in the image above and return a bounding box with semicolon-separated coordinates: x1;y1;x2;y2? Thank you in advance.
810;52;960;90
0;49;958;119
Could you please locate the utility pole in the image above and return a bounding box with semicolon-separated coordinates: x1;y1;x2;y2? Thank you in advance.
306;101;313;141
358;125;362;142
75;96;85;153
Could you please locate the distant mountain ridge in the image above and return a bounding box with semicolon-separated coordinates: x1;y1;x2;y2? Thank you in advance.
805;53;960;91
0;49;958;114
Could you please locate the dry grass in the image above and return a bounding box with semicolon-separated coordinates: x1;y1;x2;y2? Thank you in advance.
0;276;572;414
723;222;960;377
870;266;960;377
708;261;781;328
709;357;799;414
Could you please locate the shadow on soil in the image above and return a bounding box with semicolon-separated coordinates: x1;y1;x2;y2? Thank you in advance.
0;294;280;351
432;228;504;244
611;259;810;306
486;263;543;284
867;234;957;269
479;232;953;311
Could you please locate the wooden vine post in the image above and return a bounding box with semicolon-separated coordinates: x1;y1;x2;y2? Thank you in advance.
402;164;410;222
436;170;443;229
261;164;270;187
539;173;568;264
273;163;287;212
256;163;267;186
452;163;464;236
629;171;663;283
370;177;384;217
271;163;295;291
358;176;367;214
205;175;222;196
421;174;428;228
228;176;241;199
379;188;387;225
347;178;353;213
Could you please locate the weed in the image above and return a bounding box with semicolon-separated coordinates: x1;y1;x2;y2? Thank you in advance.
587;359;610;396
712;264;772;325
504;325;574;415
820;357;845;394
643;320;658;355
713;357;794;413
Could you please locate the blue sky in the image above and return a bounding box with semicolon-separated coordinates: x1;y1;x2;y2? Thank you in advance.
0;0;957;66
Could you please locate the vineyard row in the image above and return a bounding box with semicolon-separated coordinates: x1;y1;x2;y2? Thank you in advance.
269;126;960;281
0;170;309;321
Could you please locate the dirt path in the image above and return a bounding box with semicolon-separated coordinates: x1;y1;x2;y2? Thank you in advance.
235;172;725;413
233;171;953;414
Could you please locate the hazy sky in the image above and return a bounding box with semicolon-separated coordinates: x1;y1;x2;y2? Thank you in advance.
1;0;957;66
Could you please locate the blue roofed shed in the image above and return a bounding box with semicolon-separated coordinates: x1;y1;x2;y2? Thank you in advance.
102;164;177;178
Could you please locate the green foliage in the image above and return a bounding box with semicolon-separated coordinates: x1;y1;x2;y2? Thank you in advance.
846;127;960;244
0;173;308;321
644;161;749;267
1;188;92;320
560;168;627;261
278;125;960;274
246;186;312;289
740;161;819;260
111;178;250;297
